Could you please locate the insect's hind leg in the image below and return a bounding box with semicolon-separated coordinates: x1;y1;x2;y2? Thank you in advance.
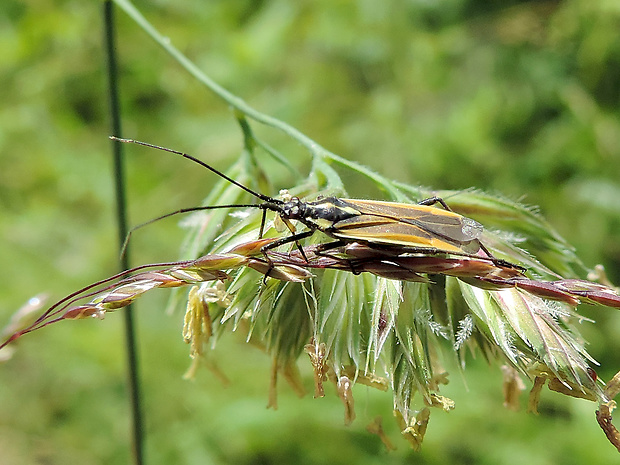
417;196;453;211
418;196;526;273
477;241;527;273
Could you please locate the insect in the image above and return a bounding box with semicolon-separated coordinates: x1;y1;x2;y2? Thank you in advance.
111;137;522;271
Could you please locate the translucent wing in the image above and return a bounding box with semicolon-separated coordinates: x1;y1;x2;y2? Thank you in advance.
329;199;483;254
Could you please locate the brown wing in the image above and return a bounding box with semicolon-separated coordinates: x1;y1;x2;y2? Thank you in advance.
329;199;483;254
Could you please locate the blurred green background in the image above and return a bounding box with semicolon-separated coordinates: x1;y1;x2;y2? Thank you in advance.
2;0;620;463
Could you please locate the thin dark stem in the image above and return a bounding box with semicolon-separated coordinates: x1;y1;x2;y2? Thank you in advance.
103;2;145;465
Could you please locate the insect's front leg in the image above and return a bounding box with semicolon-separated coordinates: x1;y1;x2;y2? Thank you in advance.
257;230;315;281
258;208;268;238
261;230;314;260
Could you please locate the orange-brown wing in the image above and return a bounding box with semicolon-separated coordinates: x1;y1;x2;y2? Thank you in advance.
330;199;483;254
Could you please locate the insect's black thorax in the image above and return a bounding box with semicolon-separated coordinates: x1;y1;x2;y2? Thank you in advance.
280;197;360;230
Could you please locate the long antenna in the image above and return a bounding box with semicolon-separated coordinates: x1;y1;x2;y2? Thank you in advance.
119;203;267;258
109;137;281;204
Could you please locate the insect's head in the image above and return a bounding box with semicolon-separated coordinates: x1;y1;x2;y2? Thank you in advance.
279;197;307;220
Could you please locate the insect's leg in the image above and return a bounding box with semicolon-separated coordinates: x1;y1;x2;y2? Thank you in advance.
259;209;267;238
279;217;309;261
314;240;350;266
477;242;527;272
314;240;347;253
400;241;525;273
477;242;494;261
308;240;365;275
260;230;314;253
418;197;526;272
314;240;354;263
256;209;308;260
258;230;315;281
417;196;452;211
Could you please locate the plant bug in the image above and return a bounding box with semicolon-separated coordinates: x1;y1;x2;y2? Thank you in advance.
111;137;522;271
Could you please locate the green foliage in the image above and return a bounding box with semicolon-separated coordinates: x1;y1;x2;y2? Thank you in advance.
2;0;620;464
